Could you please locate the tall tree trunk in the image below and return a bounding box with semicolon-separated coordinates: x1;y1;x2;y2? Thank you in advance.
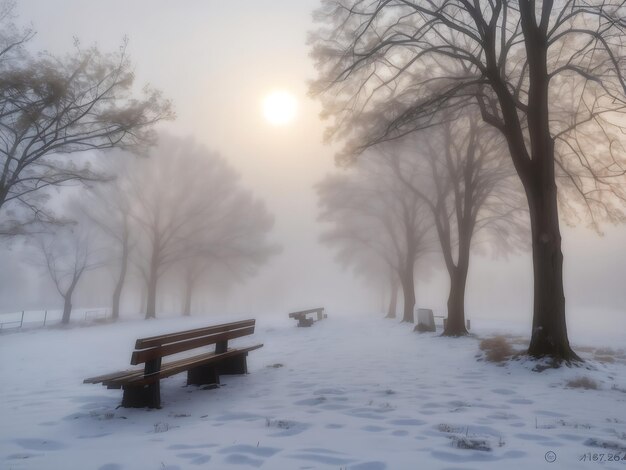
61;278;79;325
442;267;469;336
443;230;470;336
145;274;158;319
0;184;8;216
517;8;579;362
525;179;579;361
145;243;159;319
61;295;72;324
399;266;415;323
111;239;129;321
182;278;193;317
386;276;398;319
140;287;147;315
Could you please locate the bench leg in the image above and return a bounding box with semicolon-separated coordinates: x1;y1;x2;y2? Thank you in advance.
121;382;161;409
187;364;220;386
297;318;313;327
218;353;248;375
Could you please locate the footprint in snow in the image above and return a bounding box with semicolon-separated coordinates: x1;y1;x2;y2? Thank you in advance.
218;445;281;468
219;444;281;458
77;432;112;439
223;454;263;467
14;438;66;451
349;461;387;470
362;425;387;432
214;412;263;422
515;433;546;441
431;449;527;462
176;452;211;465
98;465;123;470
288;448;355;466
168;444;217;450
486;412;521;420
325;423;344;429
514;433;564;447
266;420;311;437
491;388;516;395
294;396;327;406
345;410;387;420
388;418;427;426
557;433;586;441
321;403;352;411
507;398;533;405
534;410;567;417
6;452;43;460
313;388;346;395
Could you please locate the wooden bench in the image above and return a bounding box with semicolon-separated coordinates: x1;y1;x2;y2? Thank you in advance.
288;307;326;327
84;319;263;408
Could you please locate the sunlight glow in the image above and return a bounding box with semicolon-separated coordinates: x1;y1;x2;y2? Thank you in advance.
262;90;297;126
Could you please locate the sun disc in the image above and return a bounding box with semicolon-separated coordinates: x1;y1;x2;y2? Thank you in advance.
262;90;297;126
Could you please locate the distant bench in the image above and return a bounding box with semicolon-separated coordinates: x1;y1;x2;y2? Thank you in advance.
288;307;326;327
84;319;263;408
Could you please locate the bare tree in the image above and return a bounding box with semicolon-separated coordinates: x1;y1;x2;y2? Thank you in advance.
0;6;172;236
79;159;134;320
0;2;33;69
317;152;434;323
310;0;626;361
176;188;278;317
33;222;102;324
126;134;277;319
384;113;526;335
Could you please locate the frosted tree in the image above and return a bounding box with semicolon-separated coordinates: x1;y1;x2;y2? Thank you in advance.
383;113;527;335
32;220;102;324
317;152;434;323
125;135;277;319
0;3;172;237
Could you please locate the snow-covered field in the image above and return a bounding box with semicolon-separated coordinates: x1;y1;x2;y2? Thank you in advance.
1;313;626;470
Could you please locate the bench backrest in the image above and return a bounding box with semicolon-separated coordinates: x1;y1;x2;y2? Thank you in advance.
131;319;256;366
288;308;324;318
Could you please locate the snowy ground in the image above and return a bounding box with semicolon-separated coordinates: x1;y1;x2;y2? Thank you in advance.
1;313;626;470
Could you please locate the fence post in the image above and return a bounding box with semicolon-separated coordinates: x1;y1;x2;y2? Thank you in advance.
43;310;48;327
20;310;24;328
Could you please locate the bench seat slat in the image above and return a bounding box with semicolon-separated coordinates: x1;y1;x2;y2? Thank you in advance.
99;344;263;387
84;368;143;384
127;344;263;385
135;319;256;349
288;308;323;318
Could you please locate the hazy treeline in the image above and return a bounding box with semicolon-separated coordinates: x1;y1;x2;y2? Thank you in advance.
0;3;278;322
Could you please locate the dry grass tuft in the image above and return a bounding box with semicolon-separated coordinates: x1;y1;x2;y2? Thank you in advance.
565;376;599;390
479;336;515;363
593;354;615;364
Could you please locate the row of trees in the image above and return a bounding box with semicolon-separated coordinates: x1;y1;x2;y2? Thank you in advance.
33;136;278;323
310;0;626;362
318;110;526;334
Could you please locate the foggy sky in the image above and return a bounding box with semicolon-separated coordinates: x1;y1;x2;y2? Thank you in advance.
5;0;626;338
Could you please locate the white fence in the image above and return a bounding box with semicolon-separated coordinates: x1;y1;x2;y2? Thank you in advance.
0;308;111;330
